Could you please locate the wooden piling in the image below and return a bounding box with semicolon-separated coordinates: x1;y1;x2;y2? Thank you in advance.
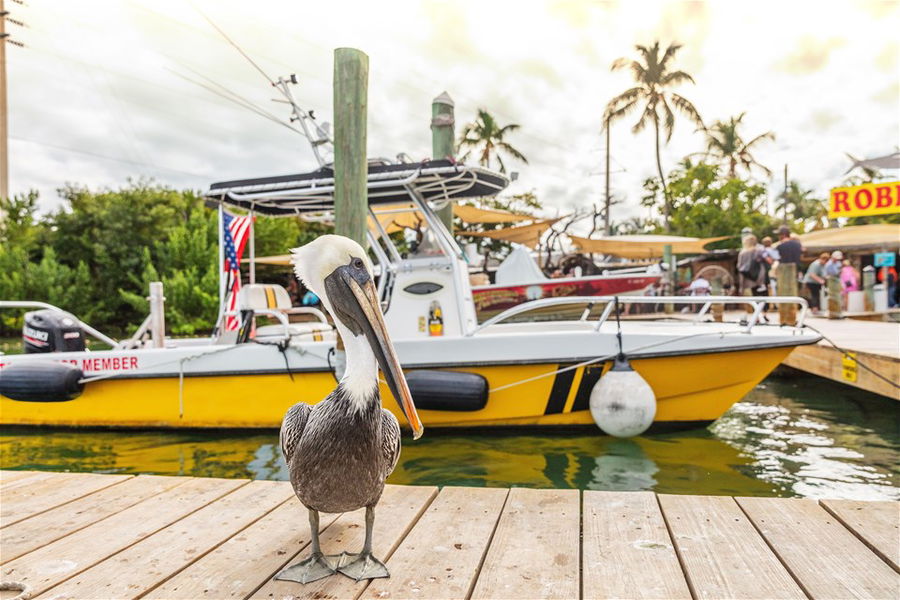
863;266;876;312
431;91;456;232
778;263;798;325
827;275;843;319
710;278;724;322
333;48;368;246
663;244;674;314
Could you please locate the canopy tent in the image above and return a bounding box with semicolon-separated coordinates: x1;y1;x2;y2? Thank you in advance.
569;234;732;259
372;203;533;234
796;224;900;252
460;219;560;249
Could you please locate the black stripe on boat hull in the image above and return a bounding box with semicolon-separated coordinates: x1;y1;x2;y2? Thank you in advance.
544;366;575;414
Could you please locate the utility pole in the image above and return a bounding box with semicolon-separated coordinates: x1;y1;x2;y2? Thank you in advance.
333;48;368;246
1;0;9;202
604;115;611;236
431;91;455;232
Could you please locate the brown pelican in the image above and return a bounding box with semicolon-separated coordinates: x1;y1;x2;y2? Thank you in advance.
275;235;423;584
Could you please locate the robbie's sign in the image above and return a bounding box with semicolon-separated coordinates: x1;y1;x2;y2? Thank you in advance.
828;181;900;218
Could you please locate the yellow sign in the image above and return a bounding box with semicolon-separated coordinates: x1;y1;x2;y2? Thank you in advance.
829;182;900;219
841;352;858;383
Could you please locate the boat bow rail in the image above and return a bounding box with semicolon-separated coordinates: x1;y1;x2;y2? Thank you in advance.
469;295;810;335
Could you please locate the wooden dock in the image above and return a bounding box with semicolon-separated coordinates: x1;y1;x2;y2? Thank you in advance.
1;471;898;599
781;316;899;399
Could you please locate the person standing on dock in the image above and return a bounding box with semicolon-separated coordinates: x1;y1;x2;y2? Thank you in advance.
803;253;829;314
774;226;802;268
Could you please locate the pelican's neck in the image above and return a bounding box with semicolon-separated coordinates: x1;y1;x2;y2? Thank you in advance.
335;323;378;412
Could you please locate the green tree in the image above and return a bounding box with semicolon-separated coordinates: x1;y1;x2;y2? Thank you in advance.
700;113;775;178
641;160;776;243
457;109;528;174
604;41;703;231
0;190;45;257
775;181;828;232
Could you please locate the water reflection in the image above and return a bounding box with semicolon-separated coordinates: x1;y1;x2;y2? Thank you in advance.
1;374;897;499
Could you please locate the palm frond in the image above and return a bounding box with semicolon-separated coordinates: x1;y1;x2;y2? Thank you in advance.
669;92;703;127
658;42;683;69
632;102;656;134
660;69;695;86
497;142;529;163
606;98;642;123
604;87;644;114
742;131;776;150
659;96;676;142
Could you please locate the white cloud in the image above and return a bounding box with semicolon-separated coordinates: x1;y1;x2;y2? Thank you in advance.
6;0;899;227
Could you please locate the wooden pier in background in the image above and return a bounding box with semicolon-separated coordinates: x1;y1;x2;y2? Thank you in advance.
781;316;899;399
1;471;898;599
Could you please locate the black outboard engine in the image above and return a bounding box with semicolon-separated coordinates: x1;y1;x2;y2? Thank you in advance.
23;309;86;353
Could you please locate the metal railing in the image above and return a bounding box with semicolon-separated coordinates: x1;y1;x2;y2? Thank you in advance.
0;300;121;349
468;295;809;336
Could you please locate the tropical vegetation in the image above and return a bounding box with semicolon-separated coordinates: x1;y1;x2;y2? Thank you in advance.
604;41;703;231
457;109;528;174
0;182;329;337
698;113;775;178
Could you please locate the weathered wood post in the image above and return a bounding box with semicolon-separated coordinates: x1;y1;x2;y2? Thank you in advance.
777;263;798;325
862;266;875;312
826;275;842;319
663;244;674;314
333;48;368;246
431;91;455;232
710;278;724;322
333;48;368;379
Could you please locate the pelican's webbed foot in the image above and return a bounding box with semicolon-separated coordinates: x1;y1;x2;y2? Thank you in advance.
335;552;389;581
275;552;336;584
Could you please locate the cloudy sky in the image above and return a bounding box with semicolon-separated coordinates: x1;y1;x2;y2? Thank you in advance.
6;0;899;226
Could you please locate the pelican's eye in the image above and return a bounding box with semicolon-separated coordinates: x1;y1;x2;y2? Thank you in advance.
352;257;365;270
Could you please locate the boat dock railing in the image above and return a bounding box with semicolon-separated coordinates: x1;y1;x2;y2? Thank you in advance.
470;295;810;335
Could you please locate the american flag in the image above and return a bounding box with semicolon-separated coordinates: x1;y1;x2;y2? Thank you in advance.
222;211;254;331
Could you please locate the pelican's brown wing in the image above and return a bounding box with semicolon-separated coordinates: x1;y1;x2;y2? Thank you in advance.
280;402;310;463
380;408;402;479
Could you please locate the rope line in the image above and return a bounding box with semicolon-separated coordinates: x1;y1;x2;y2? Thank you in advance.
801;323;900;390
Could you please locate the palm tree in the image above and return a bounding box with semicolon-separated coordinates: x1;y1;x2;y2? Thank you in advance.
457;109;528;174
701;113;774;178
604;41;703;231
776;181;827;230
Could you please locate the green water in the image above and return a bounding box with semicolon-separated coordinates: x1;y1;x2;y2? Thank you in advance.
1;374;897;500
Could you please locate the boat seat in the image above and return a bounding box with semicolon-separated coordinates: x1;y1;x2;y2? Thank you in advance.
237;283;333;342
238;284;293;311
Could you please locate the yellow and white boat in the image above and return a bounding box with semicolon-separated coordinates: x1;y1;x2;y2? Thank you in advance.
0;161;819;431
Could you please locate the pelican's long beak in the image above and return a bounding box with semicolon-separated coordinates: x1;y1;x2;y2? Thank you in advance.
326;266;424;439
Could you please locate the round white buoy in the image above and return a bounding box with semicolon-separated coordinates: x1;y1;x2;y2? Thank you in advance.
589;356;656;437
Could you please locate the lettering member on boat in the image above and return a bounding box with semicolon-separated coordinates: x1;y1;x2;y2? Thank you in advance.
276;235;424;584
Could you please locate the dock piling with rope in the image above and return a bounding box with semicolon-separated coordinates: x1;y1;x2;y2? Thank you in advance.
1;470;898;600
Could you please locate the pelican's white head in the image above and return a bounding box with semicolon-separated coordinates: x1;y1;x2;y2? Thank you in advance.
290;234;423;438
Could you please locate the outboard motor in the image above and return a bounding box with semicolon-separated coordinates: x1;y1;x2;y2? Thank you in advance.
23;309;86;353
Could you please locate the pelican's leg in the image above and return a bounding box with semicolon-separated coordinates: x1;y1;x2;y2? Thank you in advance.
336;505;390;581
275;508;336;584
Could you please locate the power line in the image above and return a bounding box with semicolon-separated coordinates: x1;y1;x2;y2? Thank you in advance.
10;135;209;178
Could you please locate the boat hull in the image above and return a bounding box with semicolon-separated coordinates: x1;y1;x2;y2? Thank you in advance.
473;274;660;319
0;345;793;429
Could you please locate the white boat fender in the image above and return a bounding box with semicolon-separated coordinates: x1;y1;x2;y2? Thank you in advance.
0;361;85;402
589;355;656;437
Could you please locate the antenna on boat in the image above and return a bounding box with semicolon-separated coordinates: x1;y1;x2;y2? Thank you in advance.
195;8;333;167
272;75;333;168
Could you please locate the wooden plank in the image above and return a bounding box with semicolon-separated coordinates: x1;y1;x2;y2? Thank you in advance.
659;494;805;599
40;480;293;599
0;475;183;562
0;476;244;598
820;498;900;572
251;484;438;600
582;491;690;600
0;470;45;485
143;496;341;600
0;470;64;493
738;496;900;598
0;472;131;527
361;486;509;600
470;488;580;600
